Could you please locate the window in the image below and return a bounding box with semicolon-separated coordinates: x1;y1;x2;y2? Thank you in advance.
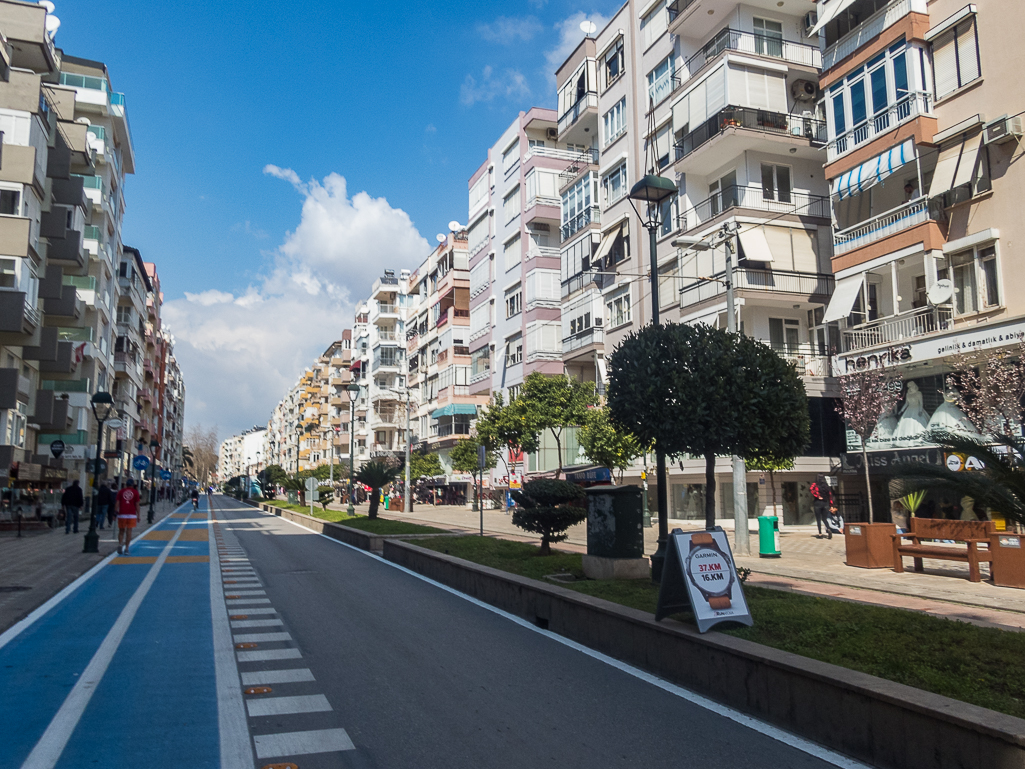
640;2;668;50
503;186;521;223
467;214;489;255
658;261;678;310
602;162;628;206
561;174;594;238
708;170;737;216
525;321;562;358
951;252;977;315
560;235;593;285
469;258;489;297
659;195;677;237
647;56;675;107
603;37;624;89
768;318;800;352
502;140;520;172
761;164;791;203
603;98;626;146
0;189;20;216
568;311;592;336
505;285;522;318
647;123;672;171
525;269;560;307
827;42;918;146
0;259;15;289
506;337;523;366
469;175;488;212
528;139;545;150
504;234;521;271
949;244;1000;314
471;347;491;378
607;289;631;328
932;17;981;99
470;303;490;339
753;18;783;58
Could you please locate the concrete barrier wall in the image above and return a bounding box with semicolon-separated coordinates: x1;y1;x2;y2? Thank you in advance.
257;503;386;552
383;539;1025;769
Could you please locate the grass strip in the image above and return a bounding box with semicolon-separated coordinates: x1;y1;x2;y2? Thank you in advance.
409;535;1025;719
261;500;443;534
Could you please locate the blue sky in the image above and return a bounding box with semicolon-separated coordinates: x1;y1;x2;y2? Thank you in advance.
53;0;617;439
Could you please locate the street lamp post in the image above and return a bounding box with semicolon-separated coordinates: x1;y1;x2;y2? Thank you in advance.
83;392;116;554
345;383;360;515
294;425;302;476
627;173;678;582
147;438;159;524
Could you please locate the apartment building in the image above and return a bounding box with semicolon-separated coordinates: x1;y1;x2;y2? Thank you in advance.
160;329;185;483
407;228;488;493
362;269;412;460
217;426;265;481
812;0;1025;516
111;245;150;467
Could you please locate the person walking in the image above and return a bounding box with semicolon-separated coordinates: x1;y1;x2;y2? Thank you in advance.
95;482;112;531
62;480;84;535
810;475;834;539
115;478;141;555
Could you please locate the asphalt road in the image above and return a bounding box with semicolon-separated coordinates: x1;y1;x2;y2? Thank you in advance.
216;497;860;769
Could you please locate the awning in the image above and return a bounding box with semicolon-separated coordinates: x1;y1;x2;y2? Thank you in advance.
430;403;478;419
928;132;984;198
592;223;622;270
807;0;859;36
834;140;916;200
737;226;773;262
822;274;863;323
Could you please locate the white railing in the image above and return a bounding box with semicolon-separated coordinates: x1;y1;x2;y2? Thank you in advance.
526;195;560;211
823;0;924;70
525;146;587;162
526;349;563;363
562;327;605;354
526;246;560;261
826;92;931;162
843;306;954;353
774;344;833;377
833;198;930;255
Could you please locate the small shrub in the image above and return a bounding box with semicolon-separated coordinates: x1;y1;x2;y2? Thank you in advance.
511;479;586;555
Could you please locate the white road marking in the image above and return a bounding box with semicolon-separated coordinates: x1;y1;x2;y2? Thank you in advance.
241;668;315;686
233;631;291;643
253;728;355;758
228;607;277;615
237;648;302;663
226;598;271;606
227;590;266;597
246;694;332;717
268;509;871;769
20;511;193;769
230;619;283;629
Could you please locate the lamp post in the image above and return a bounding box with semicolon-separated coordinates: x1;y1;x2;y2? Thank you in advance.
147;438;159;524
345;383;360;515
294;424;302;475
627;173;677;582
83;392;116;554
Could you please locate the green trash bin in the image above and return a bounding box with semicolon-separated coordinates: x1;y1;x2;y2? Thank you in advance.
758;515;781;558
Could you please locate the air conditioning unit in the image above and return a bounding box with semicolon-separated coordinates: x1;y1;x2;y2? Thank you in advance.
546;127;558;140
791;79;817;102
984;116;1024;145
804;11;818;36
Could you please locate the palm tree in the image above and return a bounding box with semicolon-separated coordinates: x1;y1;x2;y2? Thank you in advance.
891;432;1025;524
354;460;402;519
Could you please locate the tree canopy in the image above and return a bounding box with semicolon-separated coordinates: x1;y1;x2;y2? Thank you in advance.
607;323;809;528
408;447;443;480
506;372;596;478
450;435;497;475
354;459;402;519
511;478;587;555
578;405;646;483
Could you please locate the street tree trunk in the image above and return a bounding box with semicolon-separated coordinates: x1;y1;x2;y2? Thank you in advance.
769;470;778;518
861;443;874;523
368;488;380;519
704;452;717;530
552;429;563;479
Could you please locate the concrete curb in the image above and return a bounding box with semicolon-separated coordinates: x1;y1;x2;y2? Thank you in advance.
382;538;1025;769
255;502;460;553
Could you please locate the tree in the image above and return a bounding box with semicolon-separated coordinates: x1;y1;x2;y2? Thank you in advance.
450;435;497;474
747;456;795;519
316;485;334;510
507;372;597;479
354;460;402;519
409;447;443;481
947;340;1025;439
579;405;646;483
184;424;219;484
259;465;289;499
607;323;809;530
510;479;587;555
835;368;903;523
475;392;528;477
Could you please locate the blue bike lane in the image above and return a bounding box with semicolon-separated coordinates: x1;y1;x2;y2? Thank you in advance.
0;498;239;769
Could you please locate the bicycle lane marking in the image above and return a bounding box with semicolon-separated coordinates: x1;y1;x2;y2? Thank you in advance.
19;508;195;769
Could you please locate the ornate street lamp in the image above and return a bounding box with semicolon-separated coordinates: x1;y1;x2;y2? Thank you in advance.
345;383;360;515
83;391;116;554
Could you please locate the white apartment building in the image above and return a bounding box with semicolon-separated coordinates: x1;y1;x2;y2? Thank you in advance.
363;269;412;460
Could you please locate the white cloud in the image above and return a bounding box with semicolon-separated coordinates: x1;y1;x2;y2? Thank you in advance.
543;12;611;89
169;171;429;436
460;65;532;107
477;16;543;43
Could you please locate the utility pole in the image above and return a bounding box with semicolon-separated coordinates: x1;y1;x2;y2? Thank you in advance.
403;388;412;513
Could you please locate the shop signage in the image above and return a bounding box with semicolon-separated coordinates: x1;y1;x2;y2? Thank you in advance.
50;440;65;458
18;463;42;481
42;467;67;482
509;472;522;490
62;445;90;460
839;448;944;475
945;452;985;471
450;473;474;483
655;528;754;633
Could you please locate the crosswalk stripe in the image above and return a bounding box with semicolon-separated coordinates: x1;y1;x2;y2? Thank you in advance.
240;669;315;686
226;598;270;605
253;728;355;758
230;619;283;629
237;648;302;663
246;694;331;717
233;631;291;643
230;607;277;615
228;590;266;596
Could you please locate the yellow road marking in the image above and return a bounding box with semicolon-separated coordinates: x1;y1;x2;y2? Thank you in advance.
178;530;209;541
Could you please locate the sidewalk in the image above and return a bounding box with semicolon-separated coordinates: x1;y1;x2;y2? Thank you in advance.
0;500;179;633
335;501;1025;631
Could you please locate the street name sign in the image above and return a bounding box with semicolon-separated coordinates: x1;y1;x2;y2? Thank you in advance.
655;527;753;633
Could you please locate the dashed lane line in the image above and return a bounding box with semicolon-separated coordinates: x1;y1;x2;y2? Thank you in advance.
253;728;355;760
237;649;303;663
241;669;315;686
233;632;292;643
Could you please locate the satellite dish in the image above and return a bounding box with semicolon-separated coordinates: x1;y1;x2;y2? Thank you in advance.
447;220;463;232
927;278;954;305
39;1;56;13
580;20;597;36
45;14;60;37
436;234;446;243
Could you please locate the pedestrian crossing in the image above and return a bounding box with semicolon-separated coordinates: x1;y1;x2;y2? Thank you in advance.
212;504;356;766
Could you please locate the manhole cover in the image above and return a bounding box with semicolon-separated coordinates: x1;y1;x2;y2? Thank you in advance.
0;586;30;593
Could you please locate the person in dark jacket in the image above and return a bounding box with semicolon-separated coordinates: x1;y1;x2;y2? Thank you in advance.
96;483;113;531
62;480;84;534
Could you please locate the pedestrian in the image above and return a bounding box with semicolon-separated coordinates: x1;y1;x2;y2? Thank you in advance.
810;474;834;539
62;480;84;534
115;478;141;555
96;482;112;531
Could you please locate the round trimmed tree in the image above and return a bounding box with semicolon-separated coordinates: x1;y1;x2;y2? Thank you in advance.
511;479;587;555
606;323;809;529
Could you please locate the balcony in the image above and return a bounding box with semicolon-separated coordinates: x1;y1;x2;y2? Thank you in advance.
675;107;826;171
678;185;830;233
772;343;833;378
679;268;834;307
57;326;93;342
823;0;926;71
842;305;954;354
826;92;931;163
557;148;600;192
0;216;32;259
44;285;82;320
376;303;399;317
833;198;933;256
681;28;821;86
525;145;593;163
558;91;598;137
0;292;41;337
561;206;600;242
526;245;560;263
562;326;605;356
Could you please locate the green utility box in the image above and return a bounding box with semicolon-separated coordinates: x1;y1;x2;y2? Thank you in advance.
585;485;644;559
758;515;781;558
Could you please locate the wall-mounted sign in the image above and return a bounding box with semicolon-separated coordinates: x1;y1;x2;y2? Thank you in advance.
945;452;985;472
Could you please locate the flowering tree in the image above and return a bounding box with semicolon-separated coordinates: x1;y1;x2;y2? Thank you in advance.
947;340;1025;439
835;368;903;523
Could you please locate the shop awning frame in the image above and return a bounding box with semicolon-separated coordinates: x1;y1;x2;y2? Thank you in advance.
822;274;863;323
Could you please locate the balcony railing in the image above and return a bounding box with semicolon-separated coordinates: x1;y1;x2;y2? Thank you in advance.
833;198;932;256
82;225;101;241
683;28;822;81
674;107;826;162
526;194;561;212
826;92;931;162
823;0;923;70
561;205;600;242
57;327;93;342
678;185;831;232
772;343;833;377
558;91;598;135
562;326;605;354
526;245;560;261
679;268;834;306
842;305;954;353
526;145;593;163
667;0;698;23
63;275;97;290
377;303;398;315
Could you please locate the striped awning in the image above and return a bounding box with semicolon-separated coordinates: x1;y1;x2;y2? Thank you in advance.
834;140;917;201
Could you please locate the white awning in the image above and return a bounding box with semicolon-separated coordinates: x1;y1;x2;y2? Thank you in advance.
930;132;985;198
592;223;622;269
822;274;863;323
834;139;916;200
737;226;773;262
807;0;858;37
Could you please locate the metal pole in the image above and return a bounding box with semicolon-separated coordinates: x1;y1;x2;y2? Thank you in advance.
148;447;157;524
724;231;751;554
404;390;411;513
83;420;104;553
347;397;356;516
647;223;670;582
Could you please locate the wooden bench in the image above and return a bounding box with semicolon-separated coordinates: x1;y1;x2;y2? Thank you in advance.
892;518;996;582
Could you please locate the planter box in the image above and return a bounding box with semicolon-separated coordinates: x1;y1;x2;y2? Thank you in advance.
845;522;896;569
991;532;1025;589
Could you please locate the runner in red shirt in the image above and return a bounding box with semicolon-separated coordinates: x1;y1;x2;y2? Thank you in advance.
116;478;142;555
